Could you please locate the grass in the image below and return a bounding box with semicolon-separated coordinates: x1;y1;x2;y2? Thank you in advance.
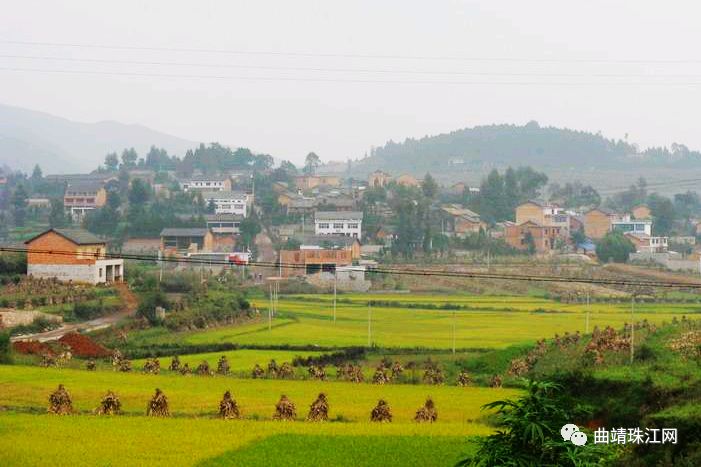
199;434;475;467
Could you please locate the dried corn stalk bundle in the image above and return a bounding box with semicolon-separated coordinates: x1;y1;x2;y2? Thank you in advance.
372;366;390;385
348;364;364;383
196;360;213;376
218;390;240;419
456;370;472;387
390;361;404;381
370;399;392;422
40;353;57;367
85;359;96;371
146;388;170;417
111;349;123;369
273;395;296;421
95;390;122;415
169;355;181;371
490;374;503;388
179;363;192;375
414;398;438;423
277;362;294;379
48;384;73;415
251;363;264;379
118;358;132;372
306;393;329;422
422;367;444;385
216;356;230;375
267;359;279;377
307;365;326;381
142;358;160;375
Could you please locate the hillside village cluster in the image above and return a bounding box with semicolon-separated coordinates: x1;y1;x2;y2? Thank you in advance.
1;162;701;289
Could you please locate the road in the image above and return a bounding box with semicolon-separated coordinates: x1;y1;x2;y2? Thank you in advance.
10;282;138;343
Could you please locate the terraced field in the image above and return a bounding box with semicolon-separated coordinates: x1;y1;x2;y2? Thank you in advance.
178;294;699;349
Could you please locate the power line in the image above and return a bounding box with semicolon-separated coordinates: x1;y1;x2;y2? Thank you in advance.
3;246;701;289
4;54;701;80
4;66;701;86
4;39;701;65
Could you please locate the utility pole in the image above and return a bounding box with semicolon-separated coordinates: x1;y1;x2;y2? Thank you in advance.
630;294;635;364
333;269;337;325
452;310;456;355
158;250;163;284
268;282;272;331
367;303;372;347
585;290;590;334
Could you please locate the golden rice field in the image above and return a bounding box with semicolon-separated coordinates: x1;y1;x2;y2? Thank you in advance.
178;293;698;349
0;364;511;466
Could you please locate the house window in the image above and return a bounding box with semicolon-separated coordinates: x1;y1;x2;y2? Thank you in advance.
99;268;103;278
348;223;359;229
333;223;344;229
318;223;330;229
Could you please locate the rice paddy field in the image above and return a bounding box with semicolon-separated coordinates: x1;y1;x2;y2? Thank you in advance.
174;293;700;349
0;365;509;466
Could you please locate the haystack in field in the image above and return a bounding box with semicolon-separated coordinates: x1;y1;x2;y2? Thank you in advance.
307;365;327;381
456;370;472;387
216;356;230;375
196;360;213;376
118;358;132;372
95;390;122;415
169;356;181;371
372;366;390;385
370;399;392;422
414;397;438;423
273;395;296;421
142;358;160;375
277;362;294;379
218;391;240;419
48;384;72;415
146;388;170;417
251;363;264;379
306;393;329;422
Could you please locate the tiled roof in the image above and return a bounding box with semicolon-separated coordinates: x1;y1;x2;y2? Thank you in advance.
25;228;104;245
65;181;105;194
201;191;247;199
160;228;209;237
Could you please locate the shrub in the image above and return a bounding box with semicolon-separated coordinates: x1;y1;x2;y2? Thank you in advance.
137;291;170;325
0;330;12;363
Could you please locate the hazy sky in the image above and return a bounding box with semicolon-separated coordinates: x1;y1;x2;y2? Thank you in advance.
2;1;701;164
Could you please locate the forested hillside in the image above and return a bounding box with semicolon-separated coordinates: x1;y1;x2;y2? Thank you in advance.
345;121;701;177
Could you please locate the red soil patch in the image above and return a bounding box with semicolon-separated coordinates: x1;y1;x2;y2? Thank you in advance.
13;340;53;355
58;332;111;358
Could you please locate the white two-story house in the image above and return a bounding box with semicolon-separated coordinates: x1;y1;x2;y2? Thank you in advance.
314;211;363;238
202;191;249;217
180;176;232;192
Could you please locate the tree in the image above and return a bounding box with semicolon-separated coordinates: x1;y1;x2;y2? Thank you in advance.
128;179;150;207
11;185;28;227
596;231;636;263
120;148;138;170
49;198;69;228
524;231;536;255
304;152;321;175
206;199;216;214
104;153;119;171
647;193;676;235
239;215;262;249
422;173;438;199
30;164;43;183
459;381;609;466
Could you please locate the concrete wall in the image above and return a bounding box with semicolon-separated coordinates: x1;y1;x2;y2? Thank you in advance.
630;252;700;272
0;310;62;328
28;259;123;284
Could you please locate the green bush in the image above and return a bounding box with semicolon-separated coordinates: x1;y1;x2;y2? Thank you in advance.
0;331;12;363
137;290;170;325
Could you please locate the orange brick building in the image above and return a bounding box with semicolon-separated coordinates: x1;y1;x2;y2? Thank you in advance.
25;228;123;284
504;221;563;253
583;208;618;239
279;249;353;278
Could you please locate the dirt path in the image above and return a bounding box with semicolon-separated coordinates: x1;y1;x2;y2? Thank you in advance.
11;282;138;343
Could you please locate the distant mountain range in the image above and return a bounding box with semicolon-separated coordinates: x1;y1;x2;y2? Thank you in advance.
0;104;197;174
339;121;701;180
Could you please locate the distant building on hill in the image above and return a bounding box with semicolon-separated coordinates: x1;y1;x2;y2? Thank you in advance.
368;170;392;188
202;191;249;216
25;228;123;284
314;211;363;238
180;176;232;192
160;228;214;255
63;181;107;220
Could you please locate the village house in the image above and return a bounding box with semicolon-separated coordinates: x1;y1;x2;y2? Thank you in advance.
631;204;652;219
25;228;123;284
395;174;420;187
26;197;52;209
437;205;486;237
612;216;652;236
515;200;571;235
624;232;668;253
160;228;214;255
294;174;342;191
368;170;392;188
583;207;619;240
278;248;353;278
63;181;107;220
504;221;563;253
300;235;362;260
180;176;232;192
314;211;363;238
202;191;249;217
205;213;242;250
